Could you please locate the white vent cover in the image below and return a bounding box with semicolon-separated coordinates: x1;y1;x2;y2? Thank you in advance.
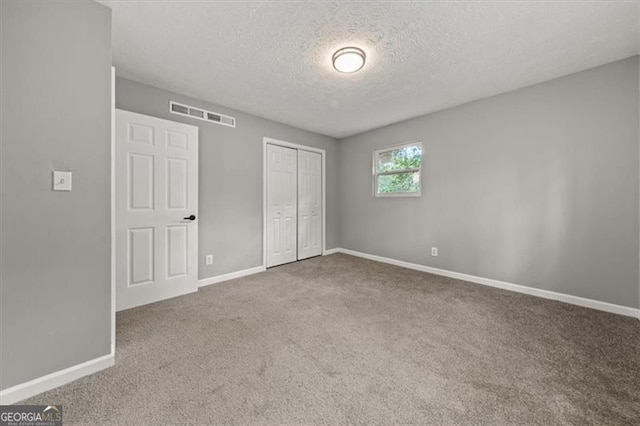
170;101;235;128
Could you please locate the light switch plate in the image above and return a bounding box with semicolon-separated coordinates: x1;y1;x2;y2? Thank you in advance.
53;171;72;191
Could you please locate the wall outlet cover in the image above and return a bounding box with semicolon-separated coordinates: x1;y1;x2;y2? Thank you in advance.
53;171;72;191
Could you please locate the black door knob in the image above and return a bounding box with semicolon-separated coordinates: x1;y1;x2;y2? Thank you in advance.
183;214;196;221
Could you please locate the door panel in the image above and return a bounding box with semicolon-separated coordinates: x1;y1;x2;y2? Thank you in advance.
166;129;188;150
166;225;188;278
116;109;198;311
128;153;154;210
266;144;297;267
298;150;322;260
129;227;154;285
129;122;154;145
167;157;188;209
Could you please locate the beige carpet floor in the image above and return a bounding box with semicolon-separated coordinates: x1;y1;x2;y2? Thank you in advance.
25;254;640;424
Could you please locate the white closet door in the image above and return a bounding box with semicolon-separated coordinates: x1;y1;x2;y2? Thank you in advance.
266;144;298;267
298;150;322;260
115;109;199;311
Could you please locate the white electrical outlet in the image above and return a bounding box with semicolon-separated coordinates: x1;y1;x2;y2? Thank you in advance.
431;247;438;257
52;171;72;191
205;255;213;265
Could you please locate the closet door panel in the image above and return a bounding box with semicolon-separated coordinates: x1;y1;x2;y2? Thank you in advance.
266;144;297;267
298;150;322;260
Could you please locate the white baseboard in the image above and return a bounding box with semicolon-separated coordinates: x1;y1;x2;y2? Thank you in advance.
337;248;640;319
0;353;114;405
323;248;340;256
199;265;266;288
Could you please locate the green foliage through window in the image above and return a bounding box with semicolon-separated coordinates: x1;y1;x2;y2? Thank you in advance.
374;143;422;196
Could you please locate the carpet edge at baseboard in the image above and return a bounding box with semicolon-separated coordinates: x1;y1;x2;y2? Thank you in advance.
335;248;640;320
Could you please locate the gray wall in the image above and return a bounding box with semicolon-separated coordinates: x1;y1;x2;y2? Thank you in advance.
115;78;340;280
339;56;640;309
1;0;112;389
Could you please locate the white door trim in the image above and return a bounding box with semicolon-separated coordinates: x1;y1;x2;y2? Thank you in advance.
263;137;326;268
110;66;116;356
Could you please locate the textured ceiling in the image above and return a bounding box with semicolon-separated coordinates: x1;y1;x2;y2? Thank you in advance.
99;0;640;139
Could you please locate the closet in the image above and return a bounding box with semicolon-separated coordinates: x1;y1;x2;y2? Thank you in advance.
265;142;323;268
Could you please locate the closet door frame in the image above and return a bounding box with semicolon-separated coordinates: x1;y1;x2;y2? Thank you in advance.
262;137;326;268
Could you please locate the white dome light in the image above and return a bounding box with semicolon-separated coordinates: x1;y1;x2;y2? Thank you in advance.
332;47;366;73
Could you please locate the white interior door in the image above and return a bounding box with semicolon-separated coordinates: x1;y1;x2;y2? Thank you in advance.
115;109;198;311
298;150;322;260
266;144;297;267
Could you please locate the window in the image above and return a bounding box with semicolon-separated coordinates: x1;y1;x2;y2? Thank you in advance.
373;142;422;197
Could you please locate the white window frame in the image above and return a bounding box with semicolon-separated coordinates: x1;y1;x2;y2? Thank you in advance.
372;141;422;198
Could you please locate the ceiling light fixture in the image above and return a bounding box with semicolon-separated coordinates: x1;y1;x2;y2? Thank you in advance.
332;47;366;73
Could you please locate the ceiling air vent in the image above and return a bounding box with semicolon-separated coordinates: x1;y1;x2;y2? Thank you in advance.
169;101;236;128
